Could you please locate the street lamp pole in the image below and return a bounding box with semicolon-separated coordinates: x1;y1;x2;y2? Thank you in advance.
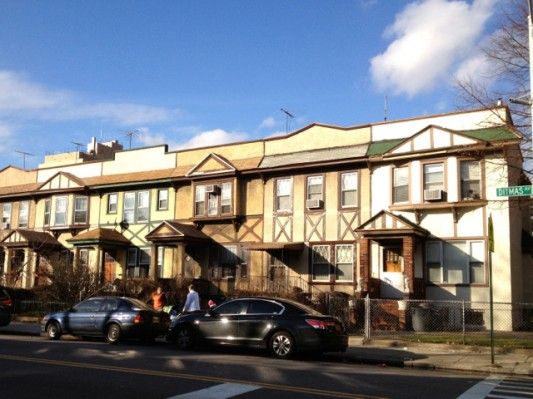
528;1;533;151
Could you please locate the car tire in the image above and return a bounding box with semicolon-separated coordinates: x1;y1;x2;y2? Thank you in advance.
105;323;121;344
46;321;61;340
176;326;194;350
269;331;295;359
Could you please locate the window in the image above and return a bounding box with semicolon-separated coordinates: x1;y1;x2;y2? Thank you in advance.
340;172;358;208
54;197;67;226
209;245;248;280
74;298;103;313
73;196;88;224
426;240;485;284
18;201;29;228
312;244;354;282
335;244;354;281
127;247;150;278
312;245;330;281
194;182;233;217
424;163;444;191
393;167;409;203
307;176;323;201
460;160;481;200
248;300;283;315
79;249;90;268
275;178;292;212
123;191;149;224
157;189;168;210
43;199;51;226
157;246;164;279
2;203;12;229
214;300;247;315
221;182;232;214
107;193;118;214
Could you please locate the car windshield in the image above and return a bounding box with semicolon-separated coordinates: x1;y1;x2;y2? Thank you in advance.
127;298;153;310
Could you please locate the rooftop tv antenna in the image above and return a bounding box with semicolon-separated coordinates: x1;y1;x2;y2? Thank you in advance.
123;129;139;150
71;141;85;152
15;150;34;169
280;108;295;133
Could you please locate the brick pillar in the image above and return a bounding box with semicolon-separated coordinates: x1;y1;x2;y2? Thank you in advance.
149;244;157;280
359;238;370;296
402;236;415;298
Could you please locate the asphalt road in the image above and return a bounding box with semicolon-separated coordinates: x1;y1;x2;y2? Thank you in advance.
0;334;494;399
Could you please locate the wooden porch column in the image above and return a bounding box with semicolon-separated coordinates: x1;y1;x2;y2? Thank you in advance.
23;248;31;289
359;238;370;296
402;236;415;299
149;244;157;280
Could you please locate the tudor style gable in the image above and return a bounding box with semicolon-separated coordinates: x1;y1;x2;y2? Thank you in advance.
39;172;86;192
186;153;236;177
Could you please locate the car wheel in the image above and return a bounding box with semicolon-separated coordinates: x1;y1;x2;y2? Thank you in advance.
176;326;194;350
269;331;295;359
46;321;61;340
105;323;121;344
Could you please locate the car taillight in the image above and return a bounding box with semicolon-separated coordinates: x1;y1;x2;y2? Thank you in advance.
2;298;12;307
134;313;144;324
306;319;327;329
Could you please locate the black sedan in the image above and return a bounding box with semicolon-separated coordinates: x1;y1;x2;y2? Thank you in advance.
167;297;348;358
0;287;13;327
41;296;166;344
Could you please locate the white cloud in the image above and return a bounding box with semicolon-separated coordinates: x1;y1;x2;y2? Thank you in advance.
174;129;248;150
370;0;495;97
259;116;276;129
0;122;14;153
0;70;181;126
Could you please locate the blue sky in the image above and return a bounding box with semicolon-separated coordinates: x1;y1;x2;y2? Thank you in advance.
0;0;506;169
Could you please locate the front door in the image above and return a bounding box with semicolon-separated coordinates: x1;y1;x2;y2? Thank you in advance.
268;251;287;293
380;247;404;299
103;251;116;283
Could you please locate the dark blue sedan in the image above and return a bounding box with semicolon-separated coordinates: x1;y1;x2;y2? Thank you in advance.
41;296;166;344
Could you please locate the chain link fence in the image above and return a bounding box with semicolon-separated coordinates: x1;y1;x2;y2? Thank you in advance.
327;297;533;348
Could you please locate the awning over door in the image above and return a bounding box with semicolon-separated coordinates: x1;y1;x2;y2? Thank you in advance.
0;229;63;249
145;221;211;244
67;228;130;247
247;242;305;251
356;210;429;241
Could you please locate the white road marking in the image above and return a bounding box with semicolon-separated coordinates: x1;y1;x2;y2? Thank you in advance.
167;383;261;399
456;375;504;399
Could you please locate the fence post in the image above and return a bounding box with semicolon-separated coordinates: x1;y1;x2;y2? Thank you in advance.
462;300;465;345
364;294;371;341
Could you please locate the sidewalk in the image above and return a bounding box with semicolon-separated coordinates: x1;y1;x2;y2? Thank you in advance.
1;321;531;376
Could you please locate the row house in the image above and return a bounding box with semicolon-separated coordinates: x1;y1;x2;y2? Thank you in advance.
0;106;531;329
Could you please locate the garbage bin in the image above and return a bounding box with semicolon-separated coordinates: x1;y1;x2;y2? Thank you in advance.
411;305;431;332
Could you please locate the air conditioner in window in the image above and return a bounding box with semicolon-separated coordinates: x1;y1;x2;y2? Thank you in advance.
306;199;324;209
205;184;220;194
424;189;443;201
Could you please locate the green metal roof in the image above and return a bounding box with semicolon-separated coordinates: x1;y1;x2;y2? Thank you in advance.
366;139;403;156
459;126;520;142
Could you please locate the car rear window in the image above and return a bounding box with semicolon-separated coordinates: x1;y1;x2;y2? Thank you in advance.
126;298;153;310
247;300;283;315
279;300;322;316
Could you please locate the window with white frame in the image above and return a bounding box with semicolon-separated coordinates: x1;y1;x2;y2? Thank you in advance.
2;203;12;229
393;166;409;203
276;178;292;212
73;196;88;224
43;199;51;226
79;249;90;268
426;240;485;284
307;176;323;201
312;244;354;282
340;172;358;208
460;160;481;200
312;245;330;281
123;191;149;224
194;182;233;217
157;189;168;210
18;201;29;228
423;163;444;191
107;193;117;214
54;197;67;226
127;247;150;278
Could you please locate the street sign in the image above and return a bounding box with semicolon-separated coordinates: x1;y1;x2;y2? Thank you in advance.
496;185;532;197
